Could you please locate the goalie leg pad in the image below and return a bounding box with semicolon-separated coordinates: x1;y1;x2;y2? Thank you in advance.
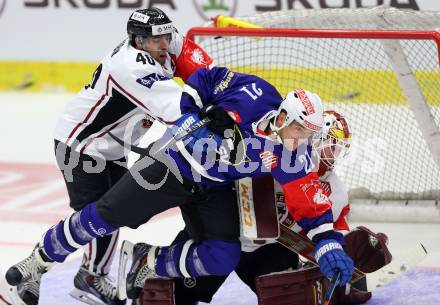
132;279;175;305
255;266;328;305
255;267;371;305
237;176;279;240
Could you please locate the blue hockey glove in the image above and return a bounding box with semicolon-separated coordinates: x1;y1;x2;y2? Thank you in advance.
173;113;223;156
314;239;354;286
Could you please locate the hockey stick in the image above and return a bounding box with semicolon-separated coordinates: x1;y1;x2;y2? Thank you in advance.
277;224;428;292
324;271;341;305
154;117;211;153
108;117;211;157
277;224;367;283
365;242;427;291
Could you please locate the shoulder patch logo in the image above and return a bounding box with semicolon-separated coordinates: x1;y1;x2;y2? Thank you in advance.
136;73;169;89
259;151;278;169
191;48;204;65
313;189;329;205
301;179;331;205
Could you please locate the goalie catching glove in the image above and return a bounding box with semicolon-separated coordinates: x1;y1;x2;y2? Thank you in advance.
314;238;354;286
343;226;392;273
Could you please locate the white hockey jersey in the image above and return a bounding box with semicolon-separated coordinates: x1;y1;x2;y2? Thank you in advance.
54;38;183;160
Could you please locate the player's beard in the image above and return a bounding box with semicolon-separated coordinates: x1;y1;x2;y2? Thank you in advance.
153;52;167;65
147;47;168;66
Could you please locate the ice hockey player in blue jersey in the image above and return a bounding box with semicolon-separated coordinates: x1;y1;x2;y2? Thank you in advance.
167;67;317;185
5;66;354;302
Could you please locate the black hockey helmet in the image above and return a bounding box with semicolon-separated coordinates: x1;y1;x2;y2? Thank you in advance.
127;8;174;42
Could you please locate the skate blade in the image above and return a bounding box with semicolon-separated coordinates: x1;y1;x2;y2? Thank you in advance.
69;287;106;305
0;273;25;305
117;240;134;300
6;287;26;305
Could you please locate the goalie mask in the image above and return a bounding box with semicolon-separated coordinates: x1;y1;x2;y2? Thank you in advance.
127;8;175;43
316;110;352;173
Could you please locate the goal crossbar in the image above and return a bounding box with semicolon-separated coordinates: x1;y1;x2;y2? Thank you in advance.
188;27;440;63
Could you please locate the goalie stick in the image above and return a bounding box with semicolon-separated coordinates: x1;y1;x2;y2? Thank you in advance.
277;224;428;292
325;271;341;305
365;242;427;291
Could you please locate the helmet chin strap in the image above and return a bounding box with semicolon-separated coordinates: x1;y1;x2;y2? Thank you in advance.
269;115;286;144
138;37;147;52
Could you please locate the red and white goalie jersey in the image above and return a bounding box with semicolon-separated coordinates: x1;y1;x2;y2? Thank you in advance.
54;33;212;160
240;170;350;252
278;170;350;235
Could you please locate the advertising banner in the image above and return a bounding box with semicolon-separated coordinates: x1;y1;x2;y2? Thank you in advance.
1;0;440;61
0;0;439;92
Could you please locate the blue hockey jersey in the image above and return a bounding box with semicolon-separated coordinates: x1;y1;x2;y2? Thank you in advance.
164;67;339;242
166;67;312;183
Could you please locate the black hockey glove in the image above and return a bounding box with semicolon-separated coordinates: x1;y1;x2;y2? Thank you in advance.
199;104;236;138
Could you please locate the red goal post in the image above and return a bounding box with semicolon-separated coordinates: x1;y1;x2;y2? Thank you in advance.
186;8;440;216
188;27;440;56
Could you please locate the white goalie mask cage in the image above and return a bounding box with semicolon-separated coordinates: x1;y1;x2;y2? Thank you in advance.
315;110;352;169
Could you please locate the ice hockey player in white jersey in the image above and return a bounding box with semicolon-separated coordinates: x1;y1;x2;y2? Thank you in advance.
4;7;212;305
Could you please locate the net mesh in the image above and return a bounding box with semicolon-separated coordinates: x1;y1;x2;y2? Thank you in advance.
192;8;440;200
242;7;440;31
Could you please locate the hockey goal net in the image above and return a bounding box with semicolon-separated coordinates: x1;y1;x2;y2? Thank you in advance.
187;7;440;208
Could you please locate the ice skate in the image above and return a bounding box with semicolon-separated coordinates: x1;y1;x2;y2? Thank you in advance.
5;246;51;287
1;270;34;305
70;267;125;305
120;241;160;300
6;281;41;305
4;246;52;305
